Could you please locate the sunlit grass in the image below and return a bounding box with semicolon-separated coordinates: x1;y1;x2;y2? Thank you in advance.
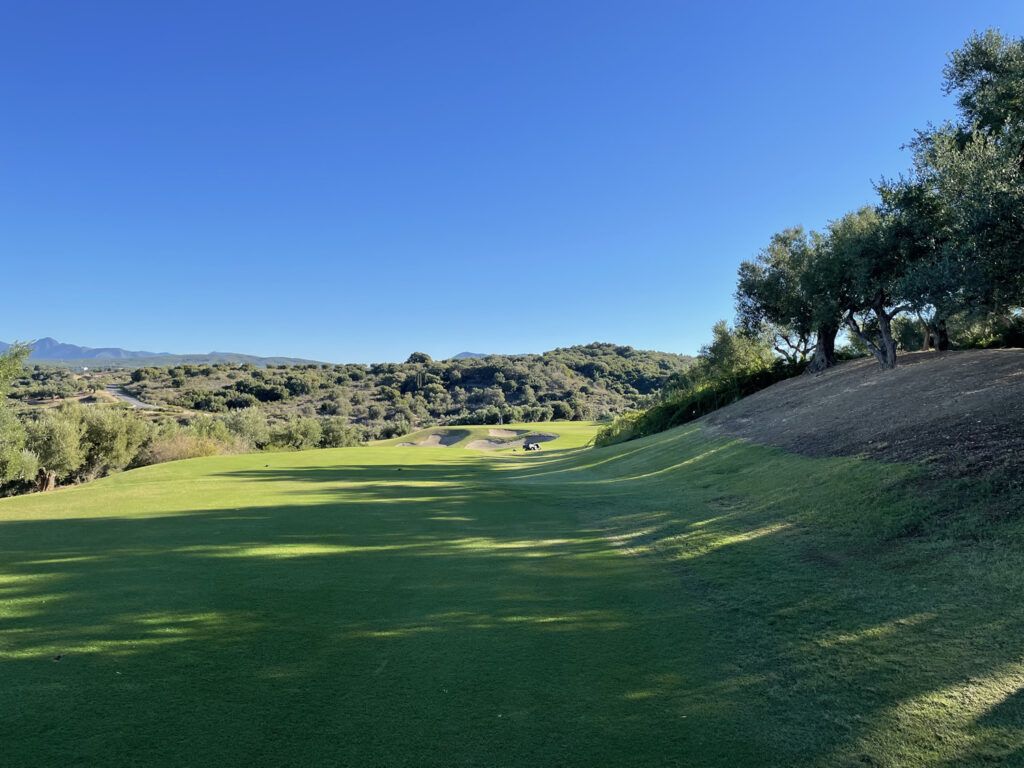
1;420;1022;766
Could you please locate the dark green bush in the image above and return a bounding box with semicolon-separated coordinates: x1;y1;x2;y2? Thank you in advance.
595;360;806;447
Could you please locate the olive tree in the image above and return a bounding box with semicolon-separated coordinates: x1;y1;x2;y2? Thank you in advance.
26;406;85;491
736;226;841;372
0;344;37;485
223;406;270;449
80;406;151;477
886;29;1024;346
944;29;1024;136
825;207;916;369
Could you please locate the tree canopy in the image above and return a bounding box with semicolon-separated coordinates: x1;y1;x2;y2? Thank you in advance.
734;29;1024;372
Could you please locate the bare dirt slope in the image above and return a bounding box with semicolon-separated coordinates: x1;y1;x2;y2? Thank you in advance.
699;349;1024;477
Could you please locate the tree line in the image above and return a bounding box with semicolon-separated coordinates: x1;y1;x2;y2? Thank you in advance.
738;29;1024;372
598;30;1024;446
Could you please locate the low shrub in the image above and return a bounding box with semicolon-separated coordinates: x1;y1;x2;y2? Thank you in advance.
595;360;805;447
138;433;230;465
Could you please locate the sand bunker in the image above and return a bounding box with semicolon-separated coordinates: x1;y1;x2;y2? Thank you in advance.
488;428;527;438
397;430;469;447
466;432;559;451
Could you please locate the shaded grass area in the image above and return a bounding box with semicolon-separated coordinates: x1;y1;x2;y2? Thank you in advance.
509;428;1024;766
1;425;1023;766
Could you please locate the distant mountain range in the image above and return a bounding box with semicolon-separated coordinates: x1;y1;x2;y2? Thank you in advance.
0;338;323;367
0;337;169;359
0;339;529;367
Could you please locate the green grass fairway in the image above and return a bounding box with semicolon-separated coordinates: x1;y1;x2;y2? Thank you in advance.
2;423;1023;766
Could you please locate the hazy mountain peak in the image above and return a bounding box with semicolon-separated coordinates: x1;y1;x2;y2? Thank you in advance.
0;338;322;367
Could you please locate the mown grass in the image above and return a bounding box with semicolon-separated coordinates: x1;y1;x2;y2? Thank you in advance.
1;422;1022;766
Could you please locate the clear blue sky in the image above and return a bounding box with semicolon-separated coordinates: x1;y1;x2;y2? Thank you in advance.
2;1;1021;363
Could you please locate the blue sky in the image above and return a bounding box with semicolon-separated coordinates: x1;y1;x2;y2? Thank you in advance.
2;1;1021;363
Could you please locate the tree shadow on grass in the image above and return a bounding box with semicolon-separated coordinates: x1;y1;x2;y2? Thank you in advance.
517;426;1024;767
0;457;768;767
3;435;1024;767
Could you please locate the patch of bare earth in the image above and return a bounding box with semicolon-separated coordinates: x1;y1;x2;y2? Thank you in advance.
699;349;1024;477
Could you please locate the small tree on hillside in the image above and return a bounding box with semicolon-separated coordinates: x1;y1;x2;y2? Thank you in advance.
81;407;151;477
879;29;1024;350
736;226;841;372
899;124;1024;326
826;207;915;369
271;418;322;450
0;343;30;390
0;407;37;486
676;321;775;392
0;344;38;486
223;406;270;449
26;407;85;491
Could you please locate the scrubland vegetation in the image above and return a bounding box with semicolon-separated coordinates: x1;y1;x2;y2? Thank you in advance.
0;343;690;496
121;343;690;426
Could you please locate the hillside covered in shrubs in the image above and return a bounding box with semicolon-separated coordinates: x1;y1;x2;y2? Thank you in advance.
122;343;691;435
0;343;692;496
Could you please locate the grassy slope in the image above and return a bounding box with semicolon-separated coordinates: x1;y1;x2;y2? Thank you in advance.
1;422;1023;766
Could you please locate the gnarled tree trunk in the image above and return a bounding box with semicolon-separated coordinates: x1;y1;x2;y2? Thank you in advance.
844;302;906;370
919;313;951;352
805;322;839;374
36;468;56;493
933;317;951;351
875;312;899;368
918;312;934;351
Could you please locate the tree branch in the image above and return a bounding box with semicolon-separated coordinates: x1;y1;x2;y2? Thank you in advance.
844;311;882;356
